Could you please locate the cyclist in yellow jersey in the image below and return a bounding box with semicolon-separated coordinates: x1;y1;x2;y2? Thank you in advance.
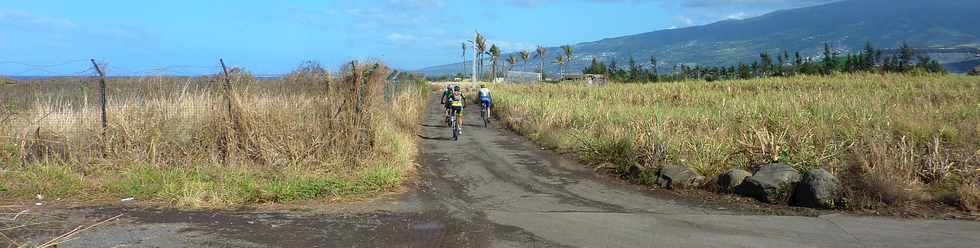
447;85;465;133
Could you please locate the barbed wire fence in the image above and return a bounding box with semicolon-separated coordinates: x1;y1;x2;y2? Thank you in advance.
1;58;412;165
3;59;219;132
1;59;224;163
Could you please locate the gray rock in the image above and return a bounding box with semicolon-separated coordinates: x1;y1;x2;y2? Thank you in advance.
625;163;642;179
792;168;841;209
735;163;801;203
656;166;705;189
717;169;752;192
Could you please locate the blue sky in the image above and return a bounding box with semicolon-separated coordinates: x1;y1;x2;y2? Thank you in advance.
0;0;837;76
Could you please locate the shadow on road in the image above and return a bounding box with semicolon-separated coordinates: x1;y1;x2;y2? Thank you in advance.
417;134;453;141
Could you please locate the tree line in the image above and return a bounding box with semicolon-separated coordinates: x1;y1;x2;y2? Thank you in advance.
582;41;946;83
438;31;579;82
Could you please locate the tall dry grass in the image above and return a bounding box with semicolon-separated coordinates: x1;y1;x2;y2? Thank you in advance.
0;62;429;207
494;73;980;210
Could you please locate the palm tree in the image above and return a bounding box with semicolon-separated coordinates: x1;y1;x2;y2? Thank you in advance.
554;55;566;79
519;50;530;72
506;55;518;74
475;33;487;81
489;44;501;80
560;45;574;80
535;46;547;78
461;42;467;77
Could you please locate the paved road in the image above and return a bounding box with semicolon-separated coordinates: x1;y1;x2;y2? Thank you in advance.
13;94;980;247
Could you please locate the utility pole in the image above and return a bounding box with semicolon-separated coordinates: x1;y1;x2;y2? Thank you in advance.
462;43;467;79
472;32;478;84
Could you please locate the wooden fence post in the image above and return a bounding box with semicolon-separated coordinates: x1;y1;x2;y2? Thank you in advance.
90;59;108;136
218;59;233;164
219;59;233;115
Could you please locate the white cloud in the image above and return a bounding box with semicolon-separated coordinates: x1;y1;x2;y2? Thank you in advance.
493;0;558;8
725;12;748;19
681;0;840;8
487;39;536;52
386;32;418;43
0;10;77;30
673;15;694;27
388;0;446;9
0;9;147;42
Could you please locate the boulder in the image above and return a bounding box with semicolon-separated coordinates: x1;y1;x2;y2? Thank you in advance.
656;166;705;189
735;163;801;203
716;169;752;192
792;168;841;209
625;163;642;179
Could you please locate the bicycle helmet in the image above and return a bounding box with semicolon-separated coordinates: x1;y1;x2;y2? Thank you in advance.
453;85;461;91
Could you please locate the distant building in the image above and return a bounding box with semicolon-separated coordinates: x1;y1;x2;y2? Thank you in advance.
505;71;542;84
562;74;587;81
585;74;607;85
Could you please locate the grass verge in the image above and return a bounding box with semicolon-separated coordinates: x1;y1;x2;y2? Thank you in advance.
494;73;980;211
0;62;428;207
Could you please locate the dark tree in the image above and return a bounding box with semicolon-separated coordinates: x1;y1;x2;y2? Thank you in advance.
822;43;838;74
898;41;915;71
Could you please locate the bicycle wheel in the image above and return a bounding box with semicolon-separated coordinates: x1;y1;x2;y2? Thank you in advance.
482;108;488;128
452;119;459;141
446;109;452;127
451;112;459;141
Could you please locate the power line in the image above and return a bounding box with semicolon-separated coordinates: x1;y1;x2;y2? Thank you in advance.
105;65;222;76
0;59;90;68
0;59;226;77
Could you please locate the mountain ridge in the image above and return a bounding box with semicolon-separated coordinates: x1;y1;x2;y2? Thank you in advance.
417;0;980;76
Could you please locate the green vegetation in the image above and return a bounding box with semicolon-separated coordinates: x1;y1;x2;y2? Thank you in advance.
584;42;947;83
0;62;428;207
475;32;488;81
495;73;980;210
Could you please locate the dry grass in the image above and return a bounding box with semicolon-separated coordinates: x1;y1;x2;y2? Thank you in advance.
958;184;980;211
0;62;428;207
494;73;980;210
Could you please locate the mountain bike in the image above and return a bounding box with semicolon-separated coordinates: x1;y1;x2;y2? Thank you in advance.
480;101;490;128
449;108;461;141
445;107;453;127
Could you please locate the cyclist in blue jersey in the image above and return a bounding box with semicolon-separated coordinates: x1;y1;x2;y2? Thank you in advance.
478;84;492;120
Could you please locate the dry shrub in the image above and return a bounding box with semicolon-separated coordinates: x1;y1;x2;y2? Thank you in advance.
735;127;789;170
633;122;670;170
841;136;930;208
958;184;980;212
920;135;955;184
18;128;71;164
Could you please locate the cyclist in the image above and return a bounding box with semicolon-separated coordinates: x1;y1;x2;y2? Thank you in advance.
440;84;454;118
478;84;492;120
447;85;466;133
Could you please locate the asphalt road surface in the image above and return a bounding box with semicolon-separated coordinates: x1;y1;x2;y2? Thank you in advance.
11;94;980;247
